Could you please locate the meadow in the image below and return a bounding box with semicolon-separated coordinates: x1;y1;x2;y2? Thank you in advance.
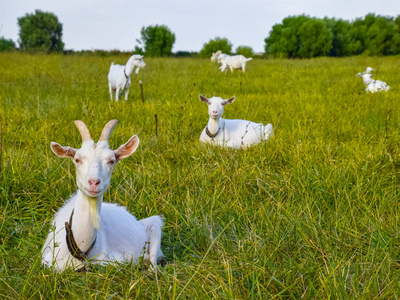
0;52;399;299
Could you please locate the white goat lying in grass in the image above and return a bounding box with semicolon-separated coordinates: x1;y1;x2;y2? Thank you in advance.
199;95;273;149
108;55;146;101
211;50;222;62
356;73;390;93
42;120;163;271
219;55;253;73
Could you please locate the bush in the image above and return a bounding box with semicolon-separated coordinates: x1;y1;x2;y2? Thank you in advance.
18;10;64;52
0;37;16;52
235;46;253;57
199;37;232;58
137;25;176;57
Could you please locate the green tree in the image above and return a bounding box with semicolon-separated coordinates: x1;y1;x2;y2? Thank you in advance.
265;15;310;58
18;10;64;52
297;18;333;58
235;46;253;57
0;37;16;52
138;25;175;57
199;37;232;58
324;18;353;56
364;14;400;55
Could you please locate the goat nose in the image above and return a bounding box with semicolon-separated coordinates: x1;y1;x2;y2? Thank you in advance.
213;111;218;114
88;179;101;188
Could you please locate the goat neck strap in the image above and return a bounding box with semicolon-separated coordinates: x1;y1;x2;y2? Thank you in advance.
123;69;129;79
65;209;97;262
206;126;220;138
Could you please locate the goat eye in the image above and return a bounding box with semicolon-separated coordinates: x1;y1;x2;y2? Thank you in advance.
108;159;116;165
74;158;81;164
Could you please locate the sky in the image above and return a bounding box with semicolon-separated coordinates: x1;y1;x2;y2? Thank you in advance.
0;0;399;53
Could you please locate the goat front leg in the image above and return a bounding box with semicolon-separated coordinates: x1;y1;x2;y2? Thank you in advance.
109;84;113;100
115;88;120;101
124;88;129;101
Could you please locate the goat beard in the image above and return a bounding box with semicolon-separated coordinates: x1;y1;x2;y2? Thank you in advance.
89;197;101;230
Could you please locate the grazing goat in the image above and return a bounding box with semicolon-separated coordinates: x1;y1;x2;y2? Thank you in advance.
108;55;146;101
211;50;222;62
199;95;273;149
219;55;253;73
356;73;390;93
42;120;163;271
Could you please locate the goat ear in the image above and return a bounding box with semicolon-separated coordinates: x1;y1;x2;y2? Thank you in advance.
356;73;362;77
224;96;235;105
50;142;76;158
370;74;374;77
114;135;139;161
199;94;210;104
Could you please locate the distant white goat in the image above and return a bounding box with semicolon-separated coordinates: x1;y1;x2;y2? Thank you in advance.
219;55;253;73
108;55;146;101
199;95;273;149
211;50;222;62
356;73;390;93
42;120;163;271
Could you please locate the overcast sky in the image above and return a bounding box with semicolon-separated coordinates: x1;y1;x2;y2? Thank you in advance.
1;0;399;53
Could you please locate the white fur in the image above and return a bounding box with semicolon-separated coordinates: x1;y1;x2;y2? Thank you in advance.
217;53;229;64
211;50;222;62
356;73;390;93
199;95;273;149
364;67;375;74
219;55;253;73
42;120;163;271
108;55;146;101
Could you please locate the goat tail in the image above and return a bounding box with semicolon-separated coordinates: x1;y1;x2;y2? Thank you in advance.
246;57;253;62
110;62;115;67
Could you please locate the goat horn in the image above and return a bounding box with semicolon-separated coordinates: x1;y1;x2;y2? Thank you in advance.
74;120;92;142
99;119;118;141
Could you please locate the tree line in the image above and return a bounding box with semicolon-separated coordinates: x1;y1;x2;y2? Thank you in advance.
1;10;399;58
265;14;400;58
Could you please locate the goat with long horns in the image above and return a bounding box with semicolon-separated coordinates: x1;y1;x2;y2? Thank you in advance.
42;120;164;271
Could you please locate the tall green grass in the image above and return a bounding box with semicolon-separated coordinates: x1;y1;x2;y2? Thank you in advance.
0;53;399;298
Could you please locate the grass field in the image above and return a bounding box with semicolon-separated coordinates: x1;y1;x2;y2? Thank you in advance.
1;52;400;299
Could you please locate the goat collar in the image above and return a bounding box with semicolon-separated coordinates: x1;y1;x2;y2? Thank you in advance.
123;69;129;79
65;209;97;262
205;126;220;138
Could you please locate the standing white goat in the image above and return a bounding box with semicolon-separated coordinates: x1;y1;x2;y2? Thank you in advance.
42;120;163;271
199;95;273;149
356;73;390;93
108;55;146;101
219;55;253;73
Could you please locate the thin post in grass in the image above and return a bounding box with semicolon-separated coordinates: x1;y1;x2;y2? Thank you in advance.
154;114;158;135
139;80;144;103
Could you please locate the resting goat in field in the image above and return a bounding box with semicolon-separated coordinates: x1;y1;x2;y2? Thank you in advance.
42;120;163;271
356;72;390;93
108;55;146;101
219;55;253;73
199;95;273;149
